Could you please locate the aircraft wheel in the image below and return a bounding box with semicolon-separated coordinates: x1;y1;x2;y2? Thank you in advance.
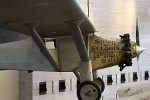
77;81;101;100
94;77;105;93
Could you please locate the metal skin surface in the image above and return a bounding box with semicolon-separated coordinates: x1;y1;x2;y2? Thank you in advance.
89;35;144;71
0;0;96;37
0;0;145;73
0;0;148;100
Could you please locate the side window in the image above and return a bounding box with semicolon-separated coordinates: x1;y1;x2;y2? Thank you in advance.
45;39;56;49
39;82;47;95
59;80;66;92
121;73;126;83
133;72;138;82
107;75;113;85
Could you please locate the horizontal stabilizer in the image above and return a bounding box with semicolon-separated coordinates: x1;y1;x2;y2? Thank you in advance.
0;38;54;71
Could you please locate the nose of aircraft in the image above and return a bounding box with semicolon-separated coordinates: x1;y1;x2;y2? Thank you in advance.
136;45;145;55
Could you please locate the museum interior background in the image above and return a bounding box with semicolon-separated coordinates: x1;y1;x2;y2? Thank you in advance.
0;0;150;100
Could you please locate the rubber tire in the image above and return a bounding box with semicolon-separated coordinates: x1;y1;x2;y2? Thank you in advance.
77;81;101;100
94;77;105;93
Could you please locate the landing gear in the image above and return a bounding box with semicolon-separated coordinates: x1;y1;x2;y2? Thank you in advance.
77;81;101;100
75;61;102;100
94;77;105;93
69;20;102;100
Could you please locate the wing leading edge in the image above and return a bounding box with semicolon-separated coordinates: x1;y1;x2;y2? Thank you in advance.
0;0;96;37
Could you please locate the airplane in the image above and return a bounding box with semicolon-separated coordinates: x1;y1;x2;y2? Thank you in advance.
117;80;150;98
0;0;145;100
110;91;150;100
109;80;150;100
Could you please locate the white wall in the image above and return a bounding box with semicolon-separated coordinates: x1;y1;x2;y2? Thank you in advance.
32;72;77;100
0;70;19;100
0;29;20;100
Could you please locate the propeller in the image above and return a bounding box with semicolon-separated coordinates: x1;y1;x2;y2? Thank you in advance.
136;18;140;46
118;18;145;71
136;18;140;64
135;18;145;75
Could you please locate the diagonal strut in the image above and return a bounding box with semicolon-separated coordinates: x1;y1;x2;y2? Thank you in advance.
24;24;60;72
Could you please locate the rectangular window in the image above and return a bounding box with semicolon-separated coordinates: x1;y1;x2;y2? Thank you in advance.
133;72;138;82
145;71;149;80
39;82;47;95
121;73;126;83
45;39;56;49
59;80;66;92
107;75;113;85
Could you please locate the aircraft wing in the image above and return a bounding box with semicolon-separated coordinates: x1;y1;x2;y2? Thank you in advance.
0;0;96;71
116;81;150;98
109;91;150;100
0;0;96;37
0;38;55;71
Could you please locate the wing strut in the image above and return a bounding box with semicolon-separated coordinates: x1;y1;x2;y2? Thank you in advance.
68;19;93;83
68;20;103;100
24;24;60;72
68;19;89;61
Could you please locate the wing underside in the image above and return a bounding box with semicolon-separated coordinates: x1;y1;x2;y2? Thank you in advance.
0;0;96;37
0;0;96;71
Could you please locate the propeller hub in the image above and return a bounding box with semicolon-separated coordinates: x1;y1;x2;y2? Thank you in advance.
136;45;145;55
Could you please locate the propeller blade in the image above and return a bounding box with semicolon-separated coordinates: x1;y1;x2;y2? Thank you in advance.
136;18;140;46
137;55;139;63
137;55;140;76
